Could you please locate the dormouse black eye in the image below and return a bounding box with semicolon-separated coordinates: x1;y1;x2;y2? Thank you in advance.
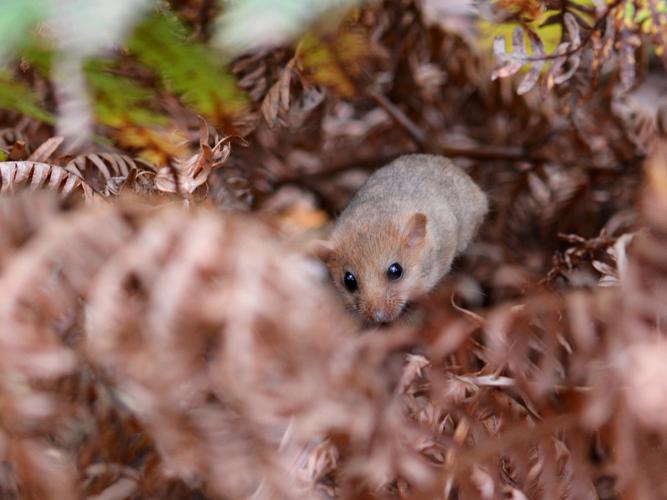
387;262;403;280
344;271;358;292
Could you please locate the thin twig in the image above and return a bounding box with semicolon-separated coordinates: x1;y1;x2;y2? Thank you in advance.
275;145;544;184
368;90;430;147
368;91;546;162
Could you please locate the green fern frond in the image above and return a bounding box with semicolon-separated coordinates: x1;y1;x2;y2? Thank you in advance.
0;72;54;123
128;13;247;121
85;60;168;128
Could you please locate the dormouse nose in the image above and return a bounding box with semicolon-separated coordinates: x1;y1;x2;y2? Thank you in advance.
373;308;389;323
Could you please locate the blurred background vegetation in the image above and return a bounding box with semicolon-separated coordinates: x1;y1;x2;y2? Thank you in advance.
2;2;667;498
2;0;664;160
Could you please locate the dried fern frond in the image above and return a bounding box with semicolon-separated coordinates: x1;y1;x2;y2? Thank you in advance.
0;193;357;498
0;199;140;498
490;0;667;94
0;161;96;200
155;118;234;197
27;136;64;163
65;152;156;196
0;193;61;273
84;206;356;498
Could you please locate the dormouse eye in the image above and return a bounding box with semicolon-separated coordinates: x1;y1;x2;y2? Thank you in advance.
344;271;358;292
387;262;403;280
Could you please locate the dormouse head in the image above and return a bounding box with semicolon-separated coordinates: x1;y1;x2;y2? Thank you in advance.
318;212;429;325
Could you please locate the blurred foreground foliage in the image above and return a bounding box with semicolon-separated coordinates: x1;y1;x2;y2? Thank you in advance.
0;0;667;499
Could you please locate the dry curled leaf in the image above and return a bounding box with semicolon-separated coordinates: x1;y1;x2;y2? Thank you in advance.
491;28;524;81
517;29;545;95
262;58;295;128
155;119;233;196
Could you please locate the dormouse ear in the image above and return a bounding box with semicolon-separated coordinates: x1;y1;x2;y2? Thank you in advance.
402;213;427;248
310;239;336;262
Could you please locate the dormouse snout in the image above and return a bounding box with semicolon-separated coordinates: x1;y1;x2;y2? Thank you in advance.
360;297;402;324
371;306;392;324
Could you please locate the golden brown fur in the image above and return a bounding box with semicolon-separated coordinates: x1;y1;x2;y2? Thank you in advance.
320;154;488;324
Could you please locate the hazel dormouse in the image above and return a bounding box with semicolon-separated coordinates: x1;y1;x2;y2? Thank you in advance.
318;154;488;325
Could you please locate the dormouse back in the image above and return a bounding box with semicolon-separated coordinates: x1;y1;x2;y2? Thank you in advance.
334;154;487;252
